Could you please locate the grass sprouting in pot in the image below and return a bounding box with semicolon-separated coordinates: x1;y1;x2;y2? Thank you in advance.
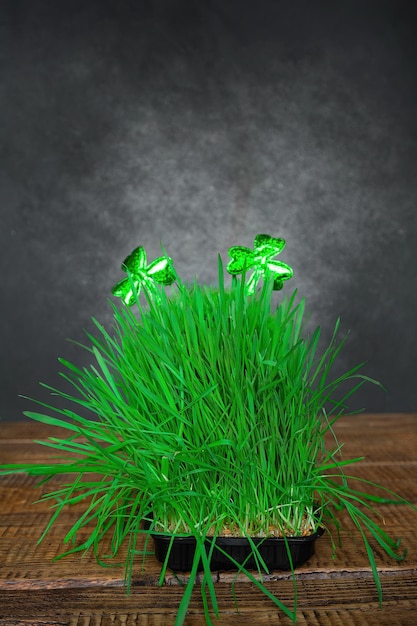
1;234;415;625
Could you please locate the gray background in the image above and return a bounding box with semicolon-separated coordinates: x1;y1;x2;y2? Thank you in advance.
1;0;416;421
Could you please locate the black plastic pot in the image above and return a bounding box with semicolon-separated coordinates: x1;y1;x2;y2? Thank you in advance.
152;527;324;572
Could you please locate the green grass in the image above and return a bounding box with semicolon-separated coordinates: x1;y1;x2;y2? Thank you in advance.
1;255;414;625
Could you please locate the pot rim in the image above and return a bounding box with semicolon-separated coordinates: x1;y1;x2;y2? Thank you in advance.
150;526;325;544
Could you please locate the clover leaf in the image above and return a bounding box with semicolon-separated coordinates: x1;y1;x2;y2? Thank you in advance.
112;246;176;306
227;234;293;294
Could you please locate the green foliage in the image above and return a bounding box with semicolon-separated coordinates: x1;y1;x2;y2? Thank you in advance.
1;257;413;624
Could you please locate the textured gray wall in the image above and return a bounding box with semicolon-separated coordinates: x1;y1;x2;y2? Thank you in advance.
1;0;416;420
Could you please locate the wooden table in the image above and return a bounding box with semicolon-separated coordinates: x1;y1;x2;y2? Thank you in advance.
1;414;416;625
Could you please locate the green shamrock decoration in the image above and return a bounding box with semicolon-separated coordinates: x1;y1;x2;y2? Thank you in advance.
227;234;293;295
112;246;176;305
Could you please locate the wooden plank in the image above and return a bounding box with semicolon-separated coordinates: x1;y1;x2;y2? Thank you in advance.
1;415;417;624
0;496;416;586
0;575;417;625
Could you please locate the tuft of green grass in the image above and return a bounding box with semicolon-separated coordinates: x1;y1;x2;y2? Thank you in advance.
1;255;414;625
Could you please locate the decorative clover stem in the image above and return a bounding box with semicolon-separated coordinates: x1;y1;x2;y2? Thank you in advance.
227;234;293;294
112;246;176;305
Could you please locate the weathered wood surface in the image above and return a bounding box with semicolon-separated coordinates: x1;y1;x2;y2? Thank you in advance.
1;414;417;625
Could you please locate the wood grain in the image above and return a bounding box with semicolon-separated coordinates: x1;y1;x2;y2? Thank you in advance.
1;414;417;625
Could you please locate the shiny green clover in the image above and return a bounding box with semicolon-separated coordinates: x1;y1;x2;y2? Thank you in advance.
112;246;176;305
227;234;293;295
